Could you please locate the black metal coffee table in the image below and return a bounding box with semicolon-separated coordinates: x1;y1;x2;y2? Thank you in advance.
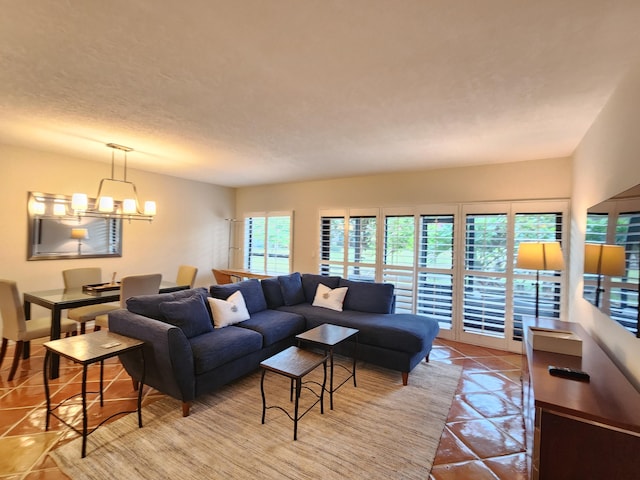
260;346;327;440
296;323;359;410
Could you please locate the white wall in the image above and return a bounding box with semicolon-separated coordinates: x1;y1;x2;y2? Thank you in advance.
236;157;572;274
571;64;640;388
0;144;234;320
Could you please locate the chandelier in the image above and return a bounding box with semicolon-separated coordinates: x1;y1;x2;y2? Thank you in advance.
70;143;157;222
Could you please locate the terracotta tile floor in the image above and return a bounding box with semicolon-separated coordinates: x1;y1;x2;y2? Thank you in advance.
0;337;528;479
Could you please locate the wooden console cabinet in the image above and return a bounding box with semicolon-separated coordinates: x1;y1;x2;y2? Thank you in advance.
523;319;640;479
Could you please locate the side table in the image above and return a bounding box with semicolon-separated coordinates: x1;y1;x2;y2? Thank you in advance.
260;346;328;440
43;331;146;457
296;323;359;410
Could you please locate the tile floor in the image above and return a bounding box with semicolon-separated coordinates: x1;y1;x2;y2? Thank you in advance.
0;336;528;479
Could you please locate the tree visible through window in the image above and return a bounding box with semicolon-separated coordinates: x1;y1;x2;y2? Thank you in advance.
243;212;292;274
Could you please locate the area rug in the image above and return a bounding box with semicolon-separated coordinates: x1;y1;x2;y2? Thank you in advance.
51;360;462;480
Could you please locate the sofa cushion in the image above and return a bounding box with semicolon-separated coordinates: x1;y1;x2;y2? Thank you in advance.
338;279;395;314
301;274;341;303
189;327;263;374
312;283;348;312
235;309;306;347
261;277;284;309
278;272;305;306
158;293;213;338
210;279;267;314
127;287;209;320
278;304;438;354
207;291;250;328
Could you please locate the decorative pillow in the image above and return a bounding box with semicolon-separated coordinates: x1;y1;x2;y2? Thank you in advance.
261;277;284;309
157;293;213;338
312;283;348;312
127;287;209;320
210;279;267;314
301;274;341;303
338;278;395;314
207;290;250;328
278;272;306;306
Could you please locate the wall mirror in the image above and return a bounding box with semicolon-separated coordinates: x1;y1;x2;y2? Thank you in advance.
28;192;122;260
583;184;640;337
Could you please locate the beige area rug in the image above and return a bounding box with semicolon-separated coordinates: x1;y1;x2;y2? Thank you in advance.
51;360;462;480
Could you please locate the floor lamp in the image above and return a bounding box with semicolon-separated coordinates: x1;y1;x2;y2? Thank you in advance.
584;243;626;307
516;242;565;319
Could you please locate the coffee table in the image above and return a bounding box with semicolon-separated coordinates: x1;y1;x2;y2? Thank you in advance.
43;330;146;457
260;346;327;440
296;323;359;410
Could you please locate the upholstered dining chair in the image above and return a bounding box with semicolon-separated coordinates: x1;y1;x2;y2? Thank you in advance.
176;265;198;288
0;279;77;381
62;267;119;334
94;273;162;330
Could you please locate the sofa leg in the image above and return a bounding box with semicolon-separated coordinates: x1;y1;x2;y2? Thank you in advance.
401;372;408;386
131;377;140;391
425;352;430;363
182;402;191;417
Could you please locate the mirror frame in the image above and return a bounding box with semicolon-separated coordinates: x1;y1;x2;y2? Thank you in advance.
583;184;640;338
27;192;123;261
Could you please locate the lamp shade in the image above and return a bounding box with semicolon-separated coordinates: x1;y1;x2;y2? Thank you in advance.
122;198;137;214
70;228;89;240
33;202;46;215
584;243;625;277
516;242;564;271
71;193;88;211
143;201;156;216
53;203;66;216
98;196;114;213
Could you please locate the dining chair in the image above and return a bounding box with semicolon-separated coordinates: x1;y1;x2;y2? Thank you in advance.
94;273;162;330
62;267;119;334
176;265;198;288
0;279;77;381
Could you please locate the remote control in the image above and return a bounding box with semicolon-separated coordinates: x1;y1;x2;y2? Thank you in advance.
548;365;590;381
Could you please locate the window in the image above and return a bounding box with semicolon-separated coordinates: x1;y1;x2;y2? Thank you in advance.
319;210;377;280
318;201;567;352
243;212;292;274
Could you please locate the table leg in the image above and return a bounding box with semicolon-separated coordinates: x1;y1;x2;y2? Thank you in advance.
22;301;31;359
353;334;358;387
293;377;301;441
260;369;267;424
48;307;63;379
137;348;145;428
99;360;104;407
81;364;88;458
329;347;335;410
43;351;51;431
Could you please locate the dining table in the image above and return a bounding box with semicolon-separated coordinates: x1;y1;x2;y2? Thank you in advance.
24;281;189;379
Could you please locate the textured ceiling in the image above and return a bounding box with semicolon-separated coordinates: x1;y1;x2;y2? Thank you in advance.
2;1;640;187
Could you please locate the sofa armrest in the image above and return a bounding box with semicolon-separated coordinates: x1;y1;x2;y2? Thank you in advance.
109;309;196;402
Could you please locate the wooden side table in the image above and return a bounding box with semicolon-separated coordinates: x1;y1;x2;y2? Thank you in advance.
43;331;146;457
260;346;327;440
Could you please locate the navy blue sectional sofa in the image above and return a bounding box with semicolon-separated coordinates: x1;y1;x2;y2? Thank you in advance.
109;273;439;416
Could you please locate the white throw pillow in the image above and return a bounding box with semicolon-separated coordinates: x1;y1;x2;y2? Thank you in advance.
207;290;250;328
312;283;348;312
